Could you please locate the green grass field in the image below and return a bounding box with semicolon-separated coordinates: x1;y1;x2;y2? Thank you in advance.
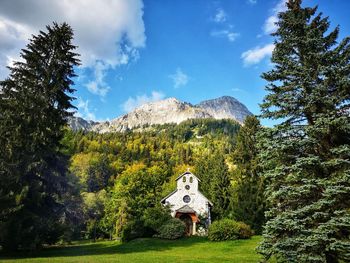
0;236;262;263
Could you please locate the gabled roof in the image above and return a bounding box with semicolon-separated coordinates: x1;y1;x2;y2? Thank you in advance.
176;205;196;214
198;190;213;207
160;189;177;204
175;170;201;182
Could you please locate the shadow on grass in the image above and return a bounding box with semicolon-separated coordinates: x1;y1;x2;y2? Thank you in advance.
0;236;209;260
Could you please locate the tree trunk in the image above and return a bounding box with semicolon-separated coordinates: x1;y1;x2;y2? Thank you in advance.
325;253;338;263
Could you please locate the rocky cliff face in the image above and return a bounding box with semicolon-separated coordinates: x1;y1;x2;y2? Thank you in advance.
197;96;252;123
69;96;252;133
92;98;212;133
67;116;98;131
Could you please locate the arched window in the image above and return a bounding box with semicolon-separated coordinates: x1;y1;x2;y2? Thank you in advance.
183;176;186;183
190;177;193;183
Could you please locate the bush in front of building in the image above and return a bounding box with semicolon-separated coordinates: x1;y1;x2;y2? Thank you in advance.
236;221;254;239
208;219;253;241
196;226;208;236
155;218;186;240
143;205;172;232
121;220;149;242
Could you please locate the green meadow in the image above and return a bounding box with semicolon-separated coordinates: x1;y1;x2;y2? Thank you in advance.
0;236;263;263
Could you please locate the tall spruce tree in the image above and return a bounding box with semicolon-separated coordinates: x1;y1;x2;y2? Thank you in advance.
232;115;265;234
0;22;79;250
195;153;231;219
209;153;231;219
258;1;350;262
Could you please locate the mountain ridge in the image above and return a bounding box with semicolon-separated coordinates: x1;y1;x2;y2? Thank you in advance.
68;96;252;133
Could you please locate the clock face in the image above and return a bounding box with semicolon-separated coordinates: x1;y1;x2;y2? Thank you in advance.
183;195;191;203
185;185;190;190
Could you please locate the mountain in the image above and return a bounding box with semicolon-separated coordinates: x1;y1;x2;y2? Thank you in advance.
197;96;251;123
91;98;212;133
67;116;98;131
69;96;252;133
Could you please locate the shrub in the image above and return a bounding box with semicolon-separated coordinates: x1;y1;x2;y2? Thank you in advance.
156;218;186;240
121;220;149;242
208;219;253;241
196;226;208;237
143;205;172;231
236;221;254;239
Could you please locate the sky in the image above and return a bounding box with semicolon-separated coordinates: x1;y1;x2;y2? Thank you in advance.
0;0;349;126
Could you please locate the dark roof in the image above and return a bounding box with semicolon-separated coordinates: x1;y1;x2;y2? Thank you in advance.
176;205;196;214
175;171;201;182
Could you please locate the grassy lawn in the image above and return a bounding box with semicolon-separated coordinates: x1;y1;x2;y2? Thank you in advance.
0;236;263;263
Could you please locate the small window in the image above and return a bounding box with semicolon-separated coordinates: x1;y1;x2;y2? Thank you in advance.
190;177;193;183
183;176;186;182
185;185;190;190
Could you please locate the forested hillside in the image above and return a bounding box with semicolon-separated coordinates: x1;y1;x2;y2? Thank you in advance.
60;118;261;241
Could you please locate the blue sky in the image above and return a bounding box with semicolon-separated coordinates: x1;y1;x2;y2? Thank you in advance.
0;0;349;126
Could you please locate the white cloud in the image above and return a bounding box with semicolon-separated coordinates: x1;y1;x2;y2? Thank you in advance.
122;91;165;112
0;18;31;78
210;7;239;43
231;88;242;92
0;0;146;96
263;15;279;35
75;98;96;121
247;0;257;4
169;68;189;89
85;61;110;97
241;43;275;66
243;1;285;67
210;30;239;42
213;8;227;23
263;0;287;34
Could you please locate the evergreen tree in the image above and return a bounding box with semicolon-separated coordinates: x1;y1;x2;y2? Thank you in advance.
209;153;231;219
231;116;265;233
195;153;231;219
194;154;212;197
258;1;350;262
0;22;79;250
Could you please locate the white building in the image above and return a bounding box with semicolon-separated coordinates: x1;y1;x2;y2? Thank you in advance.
161;170;213;235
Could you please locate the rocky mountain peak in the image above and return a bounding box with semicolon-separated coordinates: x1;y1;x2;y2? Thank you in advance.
69;96;252;133
197;96;252;123
136;97;187;112
67;116;98;131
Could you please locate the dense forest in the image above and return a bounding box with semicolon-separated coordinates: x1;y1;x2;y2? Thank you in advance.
59;117;263;241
